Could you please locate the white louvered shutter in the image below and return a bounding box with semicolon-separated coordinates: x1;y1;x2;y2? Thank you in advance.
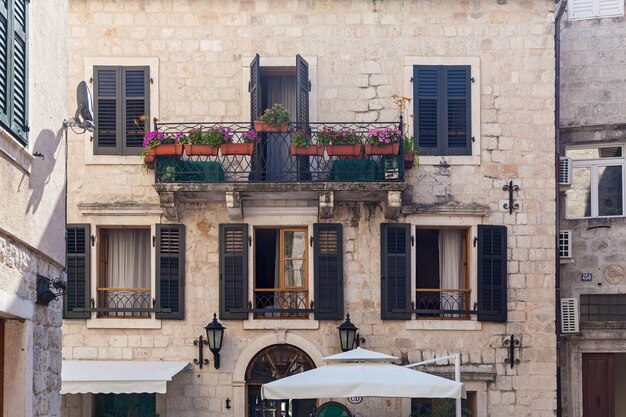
561;298;580;334
559;157;572;185
569;0;625;19
598;0;624;17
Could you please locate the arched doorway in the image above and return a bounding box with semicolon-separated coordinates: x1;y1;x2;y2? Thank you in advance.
246;344;316;417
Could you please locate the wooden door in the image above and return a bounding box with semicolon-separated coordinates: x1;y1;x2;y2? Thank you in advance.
583;353;614;417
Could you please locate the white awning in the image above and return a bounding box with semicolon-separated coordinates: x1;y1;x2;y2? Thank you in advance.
61;360;188;394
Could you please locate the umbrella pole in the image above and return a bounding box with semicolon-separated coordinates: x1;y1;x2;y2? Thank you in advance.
455;353;461;417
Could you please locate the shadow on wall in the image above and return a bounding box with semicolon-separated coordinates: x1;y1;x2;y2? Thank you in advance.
26;127;63;215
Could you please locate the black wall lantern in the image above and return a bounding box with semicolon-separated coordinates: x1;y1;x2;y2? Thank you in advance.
205;313;225;369
36;274;67;306
338;313;360;352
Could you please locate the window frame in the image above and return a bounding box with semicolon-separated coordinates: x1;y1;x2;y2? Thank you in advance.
565;144;625;219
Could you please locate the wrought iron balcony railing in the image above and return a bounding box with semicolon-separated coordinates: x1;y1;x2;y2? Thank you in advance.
413;288;472;319
97;288;152;318
252;289;309;319
152;121;404;184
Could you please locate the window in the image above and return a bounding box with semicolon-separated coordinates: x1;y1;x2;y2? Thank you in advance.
565;145;624;218
580;294;626;322
64;224;185;320
381;224;507;322
413;65;471;156
415;228;470;318
219;223;343;320
93;393;156;417
93;66;149;155
0;0;28;145
568;0;624;20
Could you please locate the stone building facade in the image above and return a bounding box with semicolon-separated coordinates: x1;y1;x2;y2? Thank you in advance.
0;1;68;416
62;1;557;416
558;1;626;416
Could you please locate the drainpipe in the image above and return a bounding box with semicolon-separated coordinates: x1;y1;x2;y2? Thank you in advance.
554;1;567;417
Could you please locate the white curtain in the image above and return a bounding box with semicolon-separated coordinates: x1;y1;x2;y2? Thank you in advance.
439;230;464;313
107;229;151;289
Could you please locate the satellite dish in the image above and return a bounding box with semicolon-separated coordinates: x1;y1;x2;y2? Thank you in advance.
73;81;95;132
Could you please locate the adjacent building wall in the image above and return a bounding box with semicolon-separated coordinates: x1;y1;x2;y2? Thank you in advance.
0;1;68;416
63;1;557;416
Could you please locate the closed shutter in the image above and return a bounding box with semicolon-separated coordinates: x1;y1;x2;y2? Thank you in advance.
249;54;261;124
94;66;120;155
64;224;91;319
414;66;438;155
477;225;507;322
598;0;624;16
155;224;185;320
381;224;411;320
220;224;249;319
0;2;7;120
568;0;596;19
10;0;26;143
313;224;343;320
445;66;471;155
123;67;149;154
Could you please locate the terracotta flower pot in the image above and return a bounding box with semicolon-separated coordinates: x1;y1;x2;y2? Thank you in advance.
143;148;156;168
254;120;289;133
153;144;184;157
326;144;363;157
185;144;219;156
290;144;325;156
404;152;415;169
220;142;255;155
364;143;400;156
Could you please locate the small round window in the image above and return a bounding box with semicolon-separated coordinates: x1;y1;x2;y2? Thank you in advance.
315;401;352;417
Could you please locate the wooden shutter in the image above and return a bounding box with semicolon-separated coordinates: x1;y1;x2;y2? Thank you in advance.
414;66;438;155
381;224;411;320
477;225;507;322
220;224;249;319
156;224;185;320
10;0;26;143
249;54;261;124
295;54;311;180
123;67;149;154
313;224;343;320
0;2;7;121
64;224;91;319
94;66;121;155
598;0;624;16
444;66;471;155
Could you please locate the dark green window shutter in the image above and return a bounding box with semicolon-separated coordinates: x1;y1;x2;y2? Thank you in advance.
477;225;507;322
94;66;120;155
0;3;7;120
123;67;149;154
64;224;90;319
381;223;411;320
249;54;261;124
155;224;185;320
220;224;248;320
414;65;471;156
313;224;343;320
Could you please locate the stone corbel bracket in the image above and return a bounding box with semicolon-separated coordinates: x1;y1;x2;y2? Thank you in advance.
385;191;402;220
226;192;243;220
159;191;181;221
319;191;334;219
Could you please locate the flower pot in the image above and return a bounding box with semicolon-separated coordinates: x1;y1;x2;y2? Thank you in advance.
221;142;255;156
185;144;219;156
364;143;400;156
326;144;363;157
290;144;325;156
254;120;289;133
153;144;184;157
143;148;156;168
404;152;415;169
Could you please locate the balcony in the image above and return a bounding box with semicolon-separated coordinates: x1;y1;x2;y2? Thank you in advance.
150;121;408;221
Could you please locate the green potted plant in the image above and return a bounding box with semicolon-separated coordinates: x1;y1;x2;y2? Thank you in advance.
221;128;257;155
364;127;402;155
403;136;419;169
392;93;419;169
254;104;291;133
290;129;324;156
142;130;184;168
317;128;363;157
186;127;232;156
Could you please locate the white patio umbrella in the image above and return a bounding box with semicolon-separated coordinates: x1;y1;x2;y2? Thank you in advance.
261;347;465;400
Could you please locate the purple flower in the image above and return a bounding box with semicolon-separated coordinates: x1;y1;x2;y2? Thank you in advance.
143;130;164;147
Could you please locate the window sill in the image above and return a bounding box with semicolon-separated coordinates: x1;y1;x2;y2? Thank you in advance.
84;153;144;166
0;127;32;173
243;319;319;330
560;258;574;264
86;318;162;329
405;320;482;331
419;155;480;166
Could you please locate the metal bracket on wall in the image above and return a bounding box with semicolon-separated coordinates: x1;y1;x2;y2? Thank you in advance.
503;334;521;368
502;180;520;214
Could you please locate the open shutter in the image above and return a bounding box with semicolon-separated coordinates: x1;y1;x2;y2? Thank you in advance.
414;66;438;155
220;224;249;319
0;2;7;122
155;224;185;320
64;224;91;319
249;54;261;124
381;224;411;320
477;225;507;322
94;66;121;155
444;66;471;155
313;224;343;320
122;67;149;155
295;54;309;128
10;0;26;144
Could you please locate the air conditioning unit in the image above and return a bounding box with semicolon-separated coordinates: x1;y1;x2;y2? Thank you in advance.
559;230;572;258
561;298;580;334
559;157;572;186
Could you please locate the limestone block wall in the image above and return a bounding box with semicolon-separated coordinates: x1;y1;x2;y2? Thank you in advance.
64;1;557;416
